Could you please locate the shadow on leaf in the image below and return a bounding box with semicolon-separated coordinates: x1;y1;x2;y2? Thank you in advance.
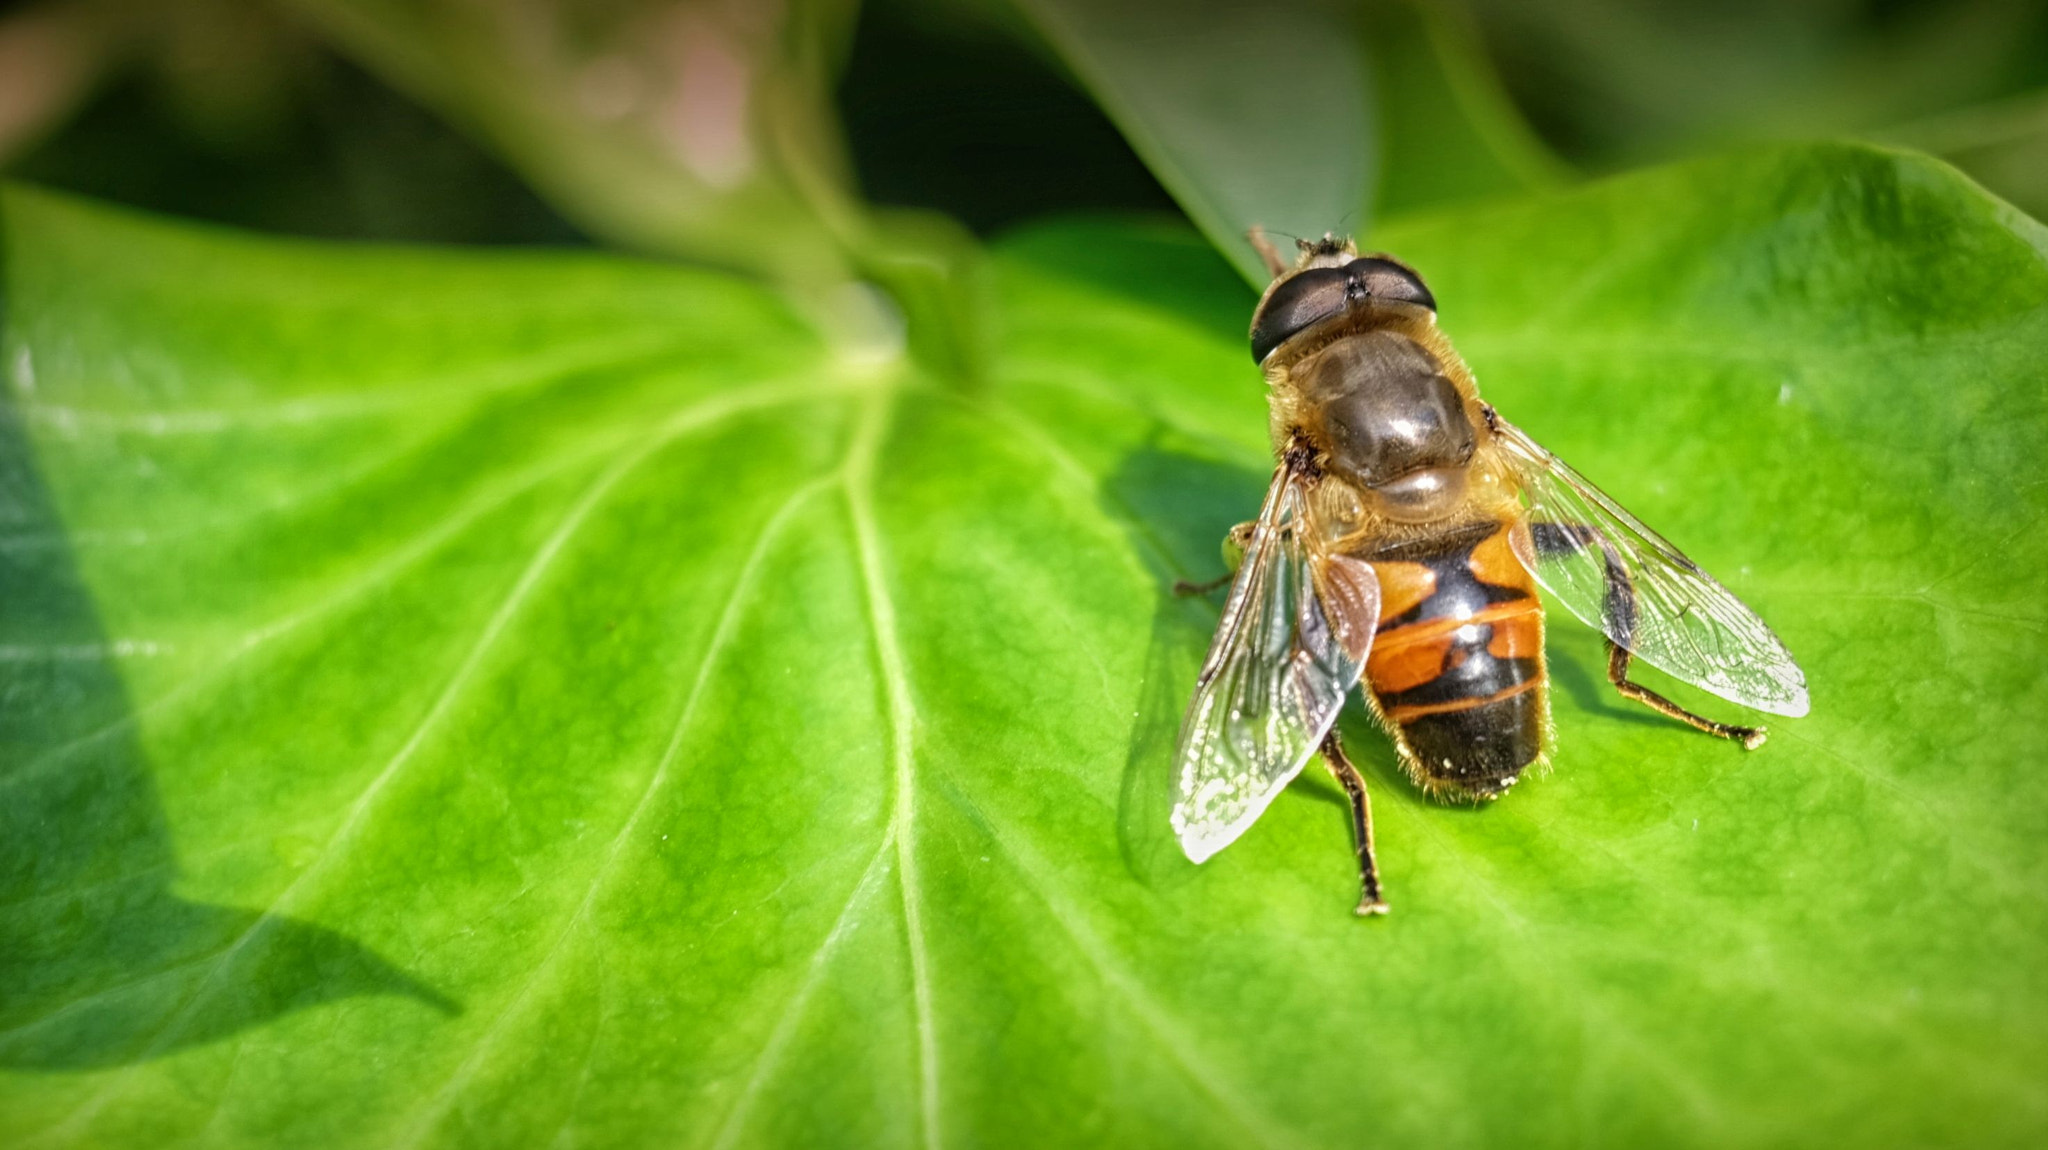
0;393;455;1071
1101;439;1265;888
1544;640;1670;730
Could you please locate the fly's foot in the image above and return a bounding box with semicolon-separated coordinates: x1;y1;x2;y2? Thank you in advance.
1738;726;1768;751
1356;896;1390;917
1175;523;1256;596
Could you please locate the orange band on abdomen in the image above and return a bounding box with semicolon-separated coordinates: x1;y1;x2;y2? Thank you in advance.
1385;677;1542;723
1367;600;1542;696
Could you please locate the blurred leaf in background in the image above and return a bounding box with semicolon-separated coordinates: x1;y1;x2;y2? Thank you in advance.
285;0;870;281
1004;0;1374;286
1362;0;1568;216
1464;0;2048;216
837;0;1181;235
0;0;582;242
996;0;1566;283
1;0;1571;277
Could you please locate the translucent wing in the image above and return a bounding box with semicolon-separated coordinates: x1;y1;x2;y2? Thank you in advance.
1171;464;1380;863
1491;417;1809;717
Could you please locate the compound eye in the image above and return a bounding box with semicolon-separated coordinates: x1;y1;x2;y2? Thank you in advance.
1249;267;1349;363
1346;258;1436;312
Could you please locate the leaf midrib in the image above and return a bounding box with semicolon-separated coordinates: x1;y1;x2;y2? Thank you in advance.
840;392;945;1150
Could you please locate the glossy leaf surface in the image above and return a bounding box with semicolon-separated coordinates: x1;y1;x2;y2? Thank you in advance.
4;144;2046;1147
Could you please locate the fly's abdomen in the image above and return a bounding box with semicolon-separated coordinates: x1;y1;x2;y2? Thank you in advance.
1364;521;1546;799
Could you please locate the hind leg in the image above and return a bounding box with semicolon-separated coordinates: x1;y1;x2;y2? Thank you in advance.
1606;641;1766;749
1319;731;1389;916
1534;523;1768;750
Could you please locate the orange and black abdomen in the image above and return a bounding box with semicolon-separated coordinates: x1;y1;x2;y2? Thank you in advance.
1364;520;1545;799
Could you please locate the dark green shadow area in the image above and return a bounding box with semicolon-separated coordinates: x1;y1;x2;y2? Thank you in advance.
1000;214;1261;329
0;387;456;1072
1103;439;1266;888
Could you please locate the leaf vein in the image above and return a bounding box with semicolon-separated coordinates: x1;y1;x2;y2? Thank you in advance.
843;392;942;1150
978;808;1306;1150
704;842;897;1150
34;389;803;1141
384;466;839;1148
2;382;833;798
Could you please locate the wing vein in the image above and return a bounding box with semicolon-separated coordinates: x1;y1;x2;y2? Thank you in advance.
1492;417;1806;716
1171;464;1375;862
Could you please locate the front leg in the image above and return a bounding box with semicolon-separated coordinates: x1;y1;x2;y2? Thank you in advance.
1173;520;1256;597
1247;226;1289;280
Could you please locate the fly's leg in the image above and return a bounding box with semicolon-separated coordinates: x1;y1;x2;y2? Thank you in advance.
1172;521;1255;597
1319;730;1389;916
1171;572;1233;597
1606;641;1766;749
1248;226;1288;279
1567;525;1768;750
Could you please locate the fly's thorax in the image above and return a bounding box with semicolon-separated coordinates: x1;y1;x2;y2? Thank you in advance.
1292;328;1484;523
1308;470;1519;562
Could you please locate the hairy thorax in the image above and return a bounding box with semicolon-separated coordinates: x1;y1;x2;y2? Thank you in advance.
1265;308;1515;548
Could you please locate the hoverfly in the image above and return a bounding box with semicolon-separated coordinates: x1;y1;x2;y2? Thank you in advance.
1171;232;1808;915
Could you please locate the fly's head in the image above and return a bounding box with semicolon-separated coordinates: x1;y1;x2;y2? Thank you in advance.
1248;243;1436;367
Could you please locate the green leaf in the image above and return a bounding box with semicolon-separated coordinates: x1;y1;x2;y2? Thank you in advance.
6;142;2047;1146
1462;0;2048;158
1462;0;2048;218
1363;0;1570;217
1003;0;1566;285
1006;0;1375;286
